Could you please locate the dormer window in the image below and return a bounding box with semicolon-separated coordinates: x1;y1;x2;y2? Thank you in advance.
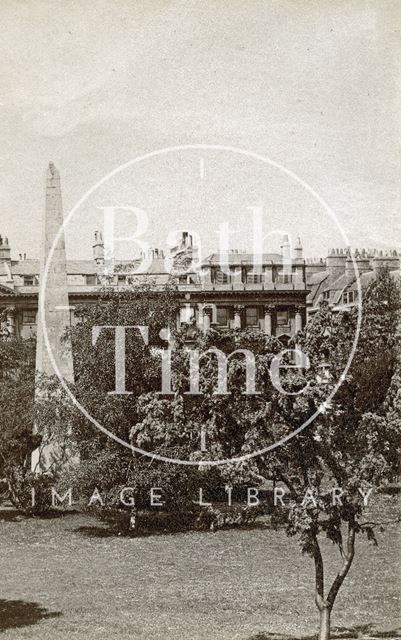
214;268;230;284
23;275;36;286
343;291;356;304
276;271;292;284
245;270;262;284
86;275;97;285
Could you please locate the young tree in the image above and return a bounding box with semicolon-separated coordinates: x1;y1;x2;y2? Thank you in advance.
243;269;401;639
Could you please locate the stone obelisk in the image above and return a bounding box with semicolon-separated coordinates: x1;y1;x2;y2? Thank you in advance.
31;162;74;471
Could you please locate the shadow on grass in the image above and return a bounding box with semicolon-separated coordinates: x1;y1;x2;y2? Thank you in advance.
71;506;272;539
73;525;118;538
249;624;401;639
0;509;22;522
0;599;61;632
72;524;197;539
30;508;80;520
0;506;80;521
73;519;270;539
72;510;194;539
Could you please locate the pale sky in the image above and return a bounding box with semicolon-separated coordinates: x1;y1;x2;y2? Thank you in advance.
0;0;400;261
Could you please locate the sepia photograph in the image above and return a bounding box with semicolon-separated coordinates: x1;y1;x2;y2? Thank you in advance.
0;2;400;639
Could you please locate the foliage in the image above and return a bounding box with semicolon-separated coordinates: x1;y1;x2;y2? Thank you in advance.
131;326;285;466
241;268;401;637
0;336;38;506
0;334;77;512
50;271;401;638
64;284;197;516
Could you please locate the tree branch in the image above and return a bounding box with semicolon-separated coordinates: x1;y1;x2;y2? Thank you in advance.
327;517;355;608
277;472;297;498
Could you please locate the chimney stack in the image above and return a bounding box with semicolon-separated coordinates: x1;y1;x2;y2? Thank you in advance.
293;236;303;261
0;235;11;264
326;248;347;281
345;249;371;283
93;230;104;265
170;231;199;265
280;234;291;263
372;250;400;275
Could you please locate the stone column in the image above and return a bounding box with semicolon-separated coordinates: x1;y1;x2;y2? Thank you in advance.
203;306;213;333
197;304;204;330
263;304;274;335
233;305;244;330
295;306;303;333
211;304;217;325
6;306;16;337
179;302;193;326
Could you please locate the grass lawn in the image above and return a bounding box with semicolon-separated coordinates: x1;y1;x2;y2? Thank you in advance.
0;495;400;640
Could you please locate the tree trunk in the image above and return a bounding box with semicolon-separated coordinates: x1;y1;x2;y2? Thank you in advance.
319;605;331;640
313;519;356;640
313;536;331;639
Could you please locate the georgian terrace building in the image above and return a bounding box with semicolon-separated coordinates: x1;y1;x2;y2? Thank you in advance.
1;234;399;346
0;230;308;343
1;233;400;345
